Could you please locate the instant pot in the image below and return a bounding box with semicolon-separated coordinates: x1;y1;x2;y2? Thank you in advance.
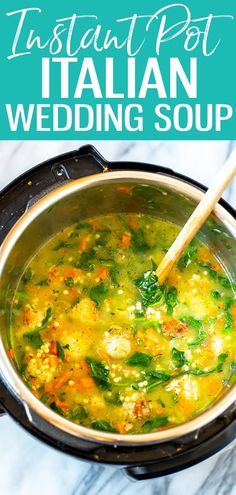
0;145;236;480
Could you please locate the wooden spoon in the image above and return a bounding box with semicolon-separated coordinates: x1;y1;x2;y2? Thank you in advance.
156;148;236;286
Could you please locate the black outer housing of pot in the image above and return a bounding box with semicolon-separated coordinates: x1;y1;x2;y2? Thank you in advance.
0;144;236;480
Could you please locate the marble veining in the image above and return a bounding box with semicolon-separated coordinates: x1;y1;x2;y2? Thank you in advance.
0;140;236;495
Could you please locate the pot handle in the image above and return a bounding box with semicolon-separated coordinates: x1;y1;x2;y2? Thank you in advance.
125;463;178;480
77;144;175;175
0;381;6;417
0;406;6;417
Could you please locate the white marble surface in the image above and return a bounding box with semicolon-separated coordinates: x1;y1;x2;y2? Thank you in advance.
0;140;236;495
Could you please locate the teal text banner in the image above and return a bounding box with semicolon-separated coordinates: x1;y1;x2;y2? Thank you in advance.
0;0;235;139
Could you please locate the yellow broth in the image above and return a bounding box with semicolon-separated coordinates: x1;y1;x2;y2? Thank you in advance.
10;213;236;435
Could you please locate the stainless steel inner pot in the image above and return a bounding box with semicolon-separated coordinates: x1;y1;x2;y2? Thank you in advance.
0;170;236;446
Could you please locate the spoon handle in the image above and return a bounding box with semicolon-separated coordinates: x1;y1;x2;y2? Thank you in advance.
156;148;236;286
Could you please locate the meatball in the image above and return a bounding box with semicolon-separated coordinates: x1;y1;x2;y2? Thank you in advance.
162;318;188;338
71;298;98;324
133;398;151;419
103;326;131;359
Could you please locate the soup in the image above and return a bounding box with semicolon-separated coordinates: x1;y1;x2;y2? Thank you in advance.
10;213;236;435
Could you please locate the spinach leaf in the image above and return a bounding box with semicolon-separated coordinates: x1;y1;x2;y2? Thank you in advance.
135;270;166;307
92;420;118;433
78;250;96;272
225;297;234;310
180;316;207;348
224;361;236;385
22;268;33;284
141;320;161;331
216;353;228;372
65;277;75;287
110;268;119;288
218;275;231;289
143;416;168;432
76;222;93;231
96;229;111;247
105;391;123;406
23;330;43;349
178;239;198;271
86;357;111;390
126;352;153;368
53;240;74;251
190;368;214;377
188;328;207;348
146;370;170;391
198;261;218;280
40;307;53;330
35;278;49;287
171;347;188;368
166;287;178;316
211;290;221;300
230;362;236;373
70;405;88;420
224;297;234;332
56;341;65;361
23;308;52;349
225;311;233;333
90;282;108;308
180;316;202;329
40;392;49;404
50;402;64;416
151;259;158;271
131;228;149;252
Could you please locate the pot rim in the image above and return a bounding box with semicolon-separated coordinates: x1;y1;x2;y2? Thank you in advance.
0;169;236;447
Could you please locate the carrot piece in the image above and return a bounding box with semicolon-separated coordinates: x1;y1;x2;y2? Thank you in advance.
79;376;95;389
49;342;58;355
116;422;126;434
129;218;138;229
212;262;221;271
75;377;95;393
98;267;110;280
7;348;14;359
116;185;131;193
75;381;86;393
79;236;88;253
80;359;90;374
49;355;59;369
98;348;111;360
199;250;211;262
89;220;101;230
55;399;69;413
155;406;165;415
231;307;236;322
120;232;131;248
45;381;54;394
54;370;71;390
